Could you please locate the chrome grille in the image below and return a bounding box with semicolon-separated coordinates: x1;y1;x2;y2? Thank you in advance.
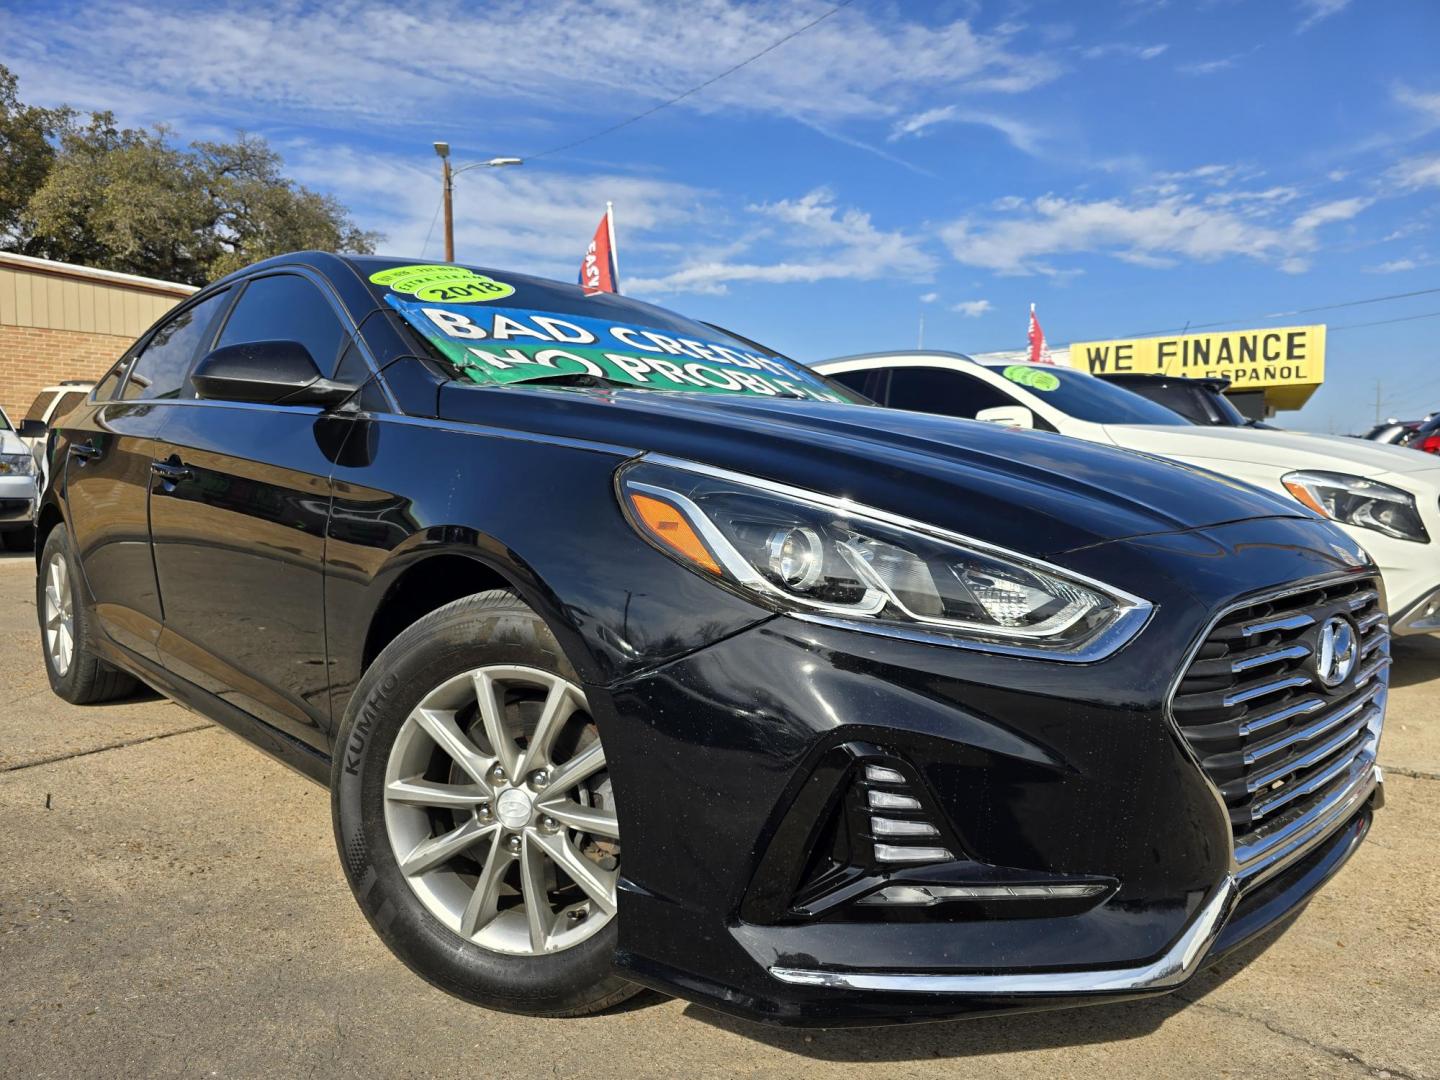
1171;576;1388;888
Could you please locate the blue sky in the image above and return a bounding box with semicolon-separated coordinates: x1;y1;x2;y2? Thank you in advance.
4;0;1439;432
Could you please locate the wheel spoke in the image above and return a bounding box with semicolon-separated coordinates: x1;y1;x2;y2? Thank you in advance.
400;817;496;876
532;831;616;915
45;585;62;614
385;777;490;809
458;832;510;938
519;835;555;952
543;741;606;797
472;671;521;780
518;678;579;778
411;707;493;787
536;799;620;839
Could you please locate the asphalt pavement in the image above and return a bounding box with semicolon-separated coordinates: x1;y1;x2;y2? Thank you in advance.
1;550;1436;1079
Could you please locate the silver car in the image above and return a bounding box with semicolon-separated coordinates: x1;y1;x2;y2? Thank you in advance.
0;405;38;550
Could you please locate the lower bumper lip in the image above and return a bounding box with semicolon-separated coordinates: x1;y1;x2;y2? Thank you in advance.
767;876;1239;996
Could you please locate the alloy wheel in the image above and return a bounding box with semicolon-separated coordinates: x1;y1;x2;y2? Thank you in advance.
382;665;619;956
43;551;75;677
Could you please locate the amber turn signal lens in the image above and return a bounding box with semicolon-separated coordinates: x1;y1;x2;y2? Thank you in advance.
628;493;722;574
1283;479;1329;517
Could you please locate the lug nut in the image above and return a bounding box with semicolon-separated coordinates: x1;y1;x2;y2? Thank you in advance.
476;801;493;821
529;769;549;790
489;764;507;785
506;835;522;855
541;816;560;833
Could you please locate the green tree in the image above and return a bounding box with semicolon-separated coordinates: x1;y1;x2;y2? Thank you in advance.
1;64;379;284
0;66;67;248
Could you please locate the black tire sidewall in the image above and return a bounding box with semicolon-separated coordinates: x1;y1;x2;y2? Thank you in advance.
38;525;86;698
331;591;630;1016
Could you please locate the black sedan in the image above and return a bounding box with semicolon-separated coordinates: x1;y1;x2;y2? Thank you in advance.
33;253;1388;1026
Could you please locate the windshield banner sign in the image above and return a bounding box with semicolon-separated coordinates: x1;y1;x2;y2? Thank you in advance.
387;296;846;401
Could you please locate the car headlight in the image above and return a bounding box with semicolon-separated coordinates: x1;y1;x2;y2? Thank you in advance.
1282;470;1429;543
617;457;1151;659
0;452;34;477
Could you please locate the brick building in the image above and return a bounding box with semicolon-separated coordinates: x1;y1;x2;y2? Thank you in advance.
0;252;196;421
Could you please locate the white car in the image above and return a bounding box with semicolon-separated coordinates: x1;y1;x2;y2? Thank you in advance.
816;351;1440;635
0;404;38;550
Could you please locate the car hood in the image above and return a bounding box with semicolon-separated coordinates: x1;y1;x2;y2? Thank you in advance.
438;385;1310;556
1105;423;1440;481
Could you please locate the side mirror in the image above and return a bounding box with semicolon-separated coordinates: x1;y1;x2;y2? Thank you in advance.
192;341;357;407
17;419;46;440
976;405;1035;429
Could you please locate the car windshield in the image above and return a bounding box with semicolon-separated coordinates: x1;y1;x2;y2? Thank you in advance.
360;259;858;404
1120;380;1248;426
982;364;1192;426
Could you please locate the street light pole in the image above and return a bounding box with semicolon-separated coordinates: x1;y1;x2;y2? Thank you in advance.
433;142;522;263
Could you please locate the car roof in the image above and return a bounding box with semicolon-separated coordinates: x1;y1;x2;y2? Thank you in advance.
818;349;982;368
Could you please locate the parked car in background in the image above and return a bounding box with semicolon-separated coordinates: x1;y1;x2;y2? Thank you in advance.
1402;415;1440;455
0;404;38;550
19;381;96;493
20;381;95;456
1096;372;1274;429
816;351;1440;636
34;252;1387;1026
1363;413;1439;446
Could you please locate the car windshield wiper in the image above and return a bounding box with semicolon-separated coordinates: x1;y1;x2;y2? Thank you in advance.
497;372;666;391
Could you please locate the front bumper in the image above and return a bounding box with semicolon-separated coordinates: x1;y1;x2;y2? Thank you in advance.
0;474;36;529
593;516;1387;1026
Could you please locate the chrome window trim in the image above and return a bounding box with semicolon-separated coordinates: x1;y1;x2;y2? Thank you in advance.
770;876;1237;996
640;453;1154;662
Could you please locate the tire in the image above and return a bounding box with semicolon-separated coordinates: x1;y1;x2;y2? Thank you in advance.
332;589;638;1017
2;526;35;551
37;524;139;704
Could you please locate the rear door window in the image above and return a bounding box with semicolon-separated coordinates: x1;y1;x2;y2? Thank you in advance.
215;274;349;377
121;290;232;401
886;367;1019;417
51;391;87;423
23;391;56;423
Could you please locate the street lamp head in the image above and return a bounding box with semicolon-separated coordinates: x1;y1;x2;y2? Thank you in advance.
433;141;450;158
485;157;523;167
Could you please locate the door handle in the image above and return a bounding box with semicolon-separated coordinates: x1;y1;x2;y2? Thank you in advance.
150;460;194;483
70;443;101;461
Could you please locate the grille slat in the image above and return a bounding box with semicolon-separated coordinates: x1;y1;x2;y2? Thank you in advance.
1171;575;1388;889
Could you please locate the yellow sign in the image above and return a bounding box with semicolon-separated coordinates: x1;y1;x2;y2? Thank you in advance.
1069;325;1326;410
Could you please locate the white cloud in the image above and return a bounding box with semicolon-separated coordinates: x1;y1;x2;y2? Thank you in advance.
952;299;993;317
1080;42;1169;60
919;292;939;303
1366;259;1418;274
1395;85;1440;126
282;144;705;280
940;186;1373;276
626;187;936;296
1291;196;1373;232
1389;155;1440;190
1296;0;1350;31
887;105;1045;154
1179;56;1239;76
4;0;1060;143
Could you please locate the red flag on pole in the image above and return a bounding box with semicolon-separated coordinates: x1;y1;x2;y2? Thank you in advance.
579;203;620;294
1027;302;1053;365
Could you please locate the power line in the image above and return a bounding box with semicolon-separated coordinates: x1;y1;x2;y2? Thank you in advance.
1122;286;1440;338
523;0;858;163
419;193;444;258
1330;308;1440;331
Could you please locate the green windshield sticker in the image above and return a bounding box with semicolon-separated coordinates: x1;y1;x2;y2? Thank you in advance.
1003;364;1060;392
369;264;515;304
384;295;850;403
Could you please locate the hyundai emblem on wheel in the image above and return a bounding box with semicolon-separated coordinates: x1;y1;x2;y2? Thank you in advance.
31;252;1390;1026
